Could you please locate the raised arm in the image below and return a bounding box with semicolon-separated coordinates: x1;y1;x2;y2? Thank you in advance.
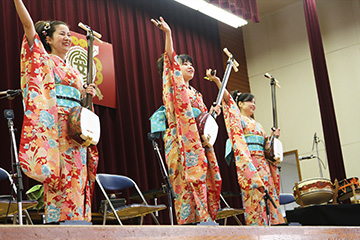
205;69;230;105
14;0;36;47
151;17;174;64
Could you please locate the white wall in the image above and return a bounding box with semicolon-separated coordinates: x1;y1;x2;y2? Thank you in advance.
243;0;360;180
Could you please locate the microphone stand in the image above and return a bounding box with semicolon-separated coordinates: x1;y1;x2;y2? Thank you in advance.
4;109;24;225
148;133;175;225
263;189;277;226
313;133;323;178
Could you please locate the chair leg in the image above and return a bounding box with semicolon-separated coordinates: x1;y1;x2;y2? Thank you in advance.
224;217;228;226
140;215;144;225
24;209;33;225
220;194;243;225
96;176;123;225
134;184;161;225
150;212;160;225
103;203;107;225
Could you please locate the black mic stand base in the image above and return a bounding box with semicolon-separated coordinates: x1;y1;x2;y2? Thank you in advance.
148;133;175;225
5;110;24;225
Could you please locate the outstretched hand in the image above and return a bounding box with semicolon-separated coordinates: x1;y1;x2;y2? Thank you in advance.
151;16;170;33
205;69;221;85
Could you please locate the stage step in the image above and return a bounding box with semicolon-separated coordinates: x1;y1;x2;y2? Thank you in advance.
0;225;360;239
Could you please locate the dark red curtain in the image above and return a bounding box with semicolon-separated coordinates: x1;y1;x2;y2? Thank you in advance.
208;0;259;22
303;0;346;181
0;0;242;224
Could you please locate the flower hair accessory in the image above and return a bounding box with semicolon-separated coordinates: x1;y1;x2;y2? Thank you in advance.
235;91;242;103
42;22;51;36
44;22;51;30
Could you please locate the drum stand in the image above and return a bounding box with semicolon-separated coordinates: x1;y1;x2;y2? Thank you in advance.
263;189;277;226
332;179;339;204
4;109;24;225
148;133;175;225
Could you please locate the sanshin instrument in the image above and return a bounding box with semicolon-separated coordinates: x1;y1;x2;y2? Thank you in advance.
264;73;283;163
68;23;101;147
197;48;239;146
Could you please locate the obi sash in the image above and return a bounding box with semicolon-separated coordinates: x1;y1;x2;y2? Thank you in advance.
225;134;265;165
55;85;82;108
149;105;201;139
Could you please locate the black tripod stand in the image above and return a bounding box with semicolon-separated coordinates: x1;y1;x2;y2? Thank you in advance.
263;189;277;226
148;132;175;225
4;109;25;225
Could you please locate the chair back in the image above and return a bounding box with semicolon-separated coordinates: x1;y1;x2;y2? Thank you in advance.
280;194;295;205
97;174;135;191
0;168;11;182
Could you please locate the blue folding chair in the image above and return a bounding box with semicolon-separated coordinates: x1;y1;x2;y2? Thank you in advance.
96;173;166;225
280;194;295;205
0;167;37;224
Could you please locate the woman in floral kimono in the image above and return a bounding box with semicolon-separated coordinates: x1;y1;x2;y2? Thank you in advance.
14;0;98;223
206;71;284;225
150;17;222;224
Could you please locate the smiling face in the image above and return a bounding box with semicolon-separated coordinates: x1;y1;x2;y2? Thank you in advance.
46;24;71;60
180;61;195;82
238;98;256;117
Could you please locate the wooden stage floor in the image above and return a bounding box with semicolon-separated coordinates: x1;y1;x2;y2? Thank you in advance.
1;225;360;239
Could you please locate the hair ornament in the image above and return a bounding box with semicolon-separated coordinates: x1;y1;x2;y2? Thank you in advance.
41;22;51;37
44;22;51;30
235;91;242;103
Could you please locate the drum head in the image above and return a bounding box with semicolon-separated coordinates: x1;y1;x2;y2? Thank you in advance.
337;177;360;201
338;190;360;201
296;190;333;205
202;115;218;146
80;107;101;144
273;138;283;162
294;178;334;205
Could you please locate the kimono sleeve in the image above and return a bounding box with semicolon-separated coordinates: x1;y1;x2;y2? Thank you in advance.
18;34;60;190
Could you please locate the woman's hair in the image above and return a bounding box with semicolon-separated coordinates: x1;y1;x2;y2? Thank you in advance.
177;54;193;66
230;90;254;105
156;53;194;79
156;53;165;78
35;20;68;52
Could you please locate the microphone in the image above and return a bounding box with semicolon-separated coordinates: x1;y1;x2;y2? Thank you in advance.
0;89;22;95
147;132;158;141
264;189;277;209
299;154;316;160
314;132;320;143
0;89;22;100
4;109;14;120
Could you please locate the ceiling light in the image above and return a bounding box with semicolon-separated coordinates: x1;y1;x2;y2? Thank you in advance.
174;0;248;28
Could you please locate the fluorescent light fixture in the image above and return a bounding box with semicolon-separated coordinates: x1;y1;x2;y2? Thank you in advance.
174;0;248;28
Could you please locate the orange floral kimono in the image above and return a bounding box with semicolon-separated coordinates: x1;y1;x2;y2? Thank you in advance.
161;52;222;224
223;97;284;225
19;34;98;223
